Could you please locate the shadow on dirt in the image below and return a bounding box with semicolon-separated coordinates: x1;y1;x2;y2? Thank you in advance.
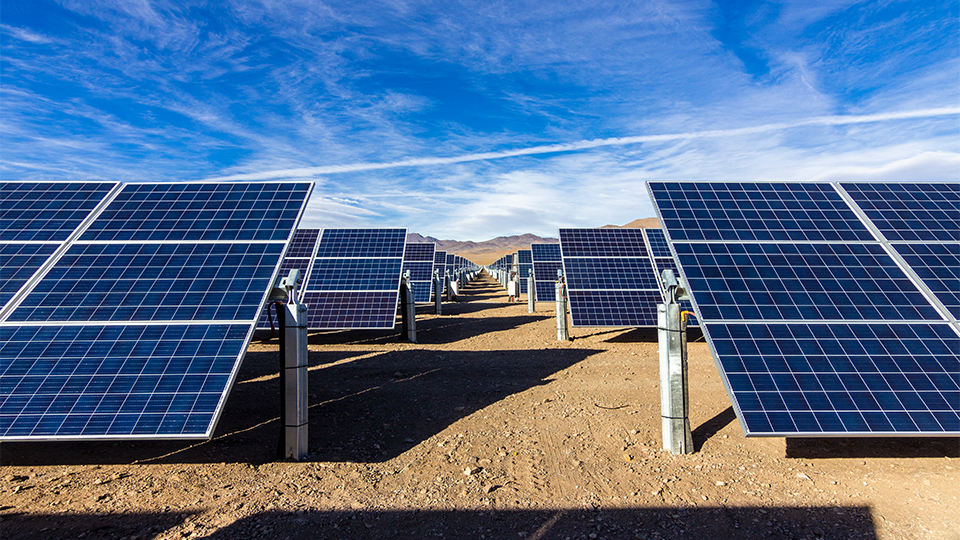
1;347;599;467
3;505;878;540
786;437;960;459
692;406;737;452
2;510;195;540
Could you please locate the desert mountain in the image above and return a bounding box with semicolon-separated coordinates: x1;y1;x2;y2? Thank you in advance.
407;218;659;265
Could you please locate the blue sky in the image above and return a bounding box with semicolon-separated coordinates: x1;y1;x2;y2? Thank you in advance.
2;0;958;240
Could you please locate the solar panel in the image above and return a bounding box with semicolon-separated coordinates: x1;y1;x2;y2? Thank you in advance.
433;250;447;293
0;181;312;440
531;243;562;302
0;182;118;242
302;228;406;329
559;228;661;327
642;228;673;258
402;243;436;303
0;244;59;307
648;181;960;436
517;249;533;294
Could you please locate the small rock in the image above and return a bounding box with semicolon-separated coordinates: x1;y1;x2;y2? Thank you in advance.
393;372;403;377
464;466;482;476
715;481;725;487
796;472;811;481
404;438;415;443
485;484;498;494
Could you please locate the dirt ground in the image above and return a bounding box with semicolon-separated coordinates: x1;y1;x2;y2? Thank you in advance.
2;271;958;540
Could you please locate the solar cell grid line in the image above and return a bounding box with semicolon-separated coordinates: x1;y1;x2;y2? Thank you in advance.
559;228;662;327
0;244;60;307
646;180;960;436
0;181;313;440
284;228;321;258
303;228;406;329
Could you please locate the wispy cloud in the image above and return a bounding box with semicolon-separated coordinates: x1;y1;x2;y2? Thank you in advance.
205;107;960;181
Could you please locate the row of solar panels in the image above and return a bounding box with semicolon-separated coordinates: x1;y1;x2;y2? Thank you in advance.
258;229;479;329
0;182;477;441
488;230;696;327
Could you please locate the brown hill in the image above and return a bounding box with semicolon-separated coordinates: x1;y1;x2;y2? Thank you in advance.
406;233;558;266
407;218;660;265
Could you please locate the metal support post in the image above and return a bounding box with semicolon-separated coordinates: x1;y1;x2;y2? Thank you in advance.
527;269;535;313
277;270;309;461
400;277;417;343
658;269;693;455
556;270;569;341
433;269;443;315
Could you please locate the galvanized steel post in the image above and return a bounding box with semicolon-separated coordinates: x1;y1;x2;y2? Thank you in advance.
277;270;308;461
527;269;535;313
556;270;569;341
658;269;693;455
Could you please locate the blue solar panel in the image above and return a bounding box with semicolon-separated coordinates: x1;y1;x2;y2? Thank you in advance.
302;291;399;329
314;228;405;258
567;290;663;327
1;182;118;242
0;244;59;307
842;182;960;242
9;243;285;323
559;229;649;257
650;182;875;242
405;243;435;262
560;228;660;327
648;180;959;436
710;322;959;435
0;324;248;437
306;259;403;291
433;250;447;292
643;228;673;258
81;183;307;242
0;181;312;440
304;229;405;329
892;243;960;319
402;243;436;303
672;242;939;322
284;229;321;258
563;258;659;291
531;243;562;302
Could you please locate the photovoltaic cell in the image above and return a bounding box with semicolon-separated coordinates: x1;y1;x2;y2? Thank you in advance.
0;244;59;307
643;228;673;258
672;242;939;322
517;249;533;294
650;182;875;242
648;180;959;436
304;229;406;329
284;229;321;258
313;229;405;258
892;243;960;319
0;182;118;242
842;182;960;242
531;243;562;302
0;324;249;437
1;181;312;440
81;183;306;242
559;228;660;327
402;243;436;304
9;243;285;323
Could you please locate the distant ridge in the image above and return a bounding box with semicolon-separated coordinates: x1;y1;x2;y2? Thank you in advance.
407;218;659;265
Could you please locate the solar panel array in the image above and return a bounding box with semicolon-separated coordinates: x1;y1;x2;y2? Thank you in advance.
256;229;320;329
559;228;663;327
1;181;312;440
531;243;562;302
433;250;448;293
302;228;406;330
648;181;959;436
403;243;437;303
